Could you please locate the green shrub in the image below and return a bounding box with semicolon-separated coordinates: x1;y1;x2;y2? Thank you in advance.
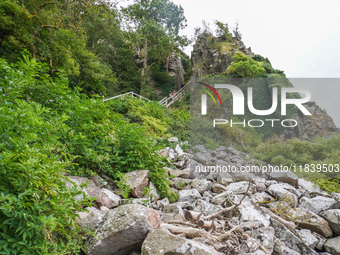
0;53;179;255
226;51;265;78
0;59;90;254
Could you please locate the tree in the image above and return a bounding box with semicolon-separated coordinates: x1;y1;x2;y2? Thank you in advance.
232;21;242;41
123;0;187;96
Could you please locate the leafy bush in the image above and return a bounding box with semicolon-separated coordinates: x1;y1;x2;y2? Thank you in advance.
0;59;90;254
226;51;265;78
0;53;179;253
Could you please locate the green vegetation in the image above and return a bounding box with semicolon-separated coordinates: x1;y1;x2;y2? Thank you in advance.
253;135;340;193
0;52;187;253
226;51;266;78
0;0;189;97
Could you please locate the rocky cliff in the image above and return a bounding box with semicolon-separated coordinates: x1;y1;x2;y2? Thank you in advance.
284;101;340;140
191;33;339;140
191;32;253;79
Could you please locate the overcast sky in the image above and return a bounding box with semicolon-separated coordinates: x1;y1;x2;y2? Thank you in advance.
170;0;340;127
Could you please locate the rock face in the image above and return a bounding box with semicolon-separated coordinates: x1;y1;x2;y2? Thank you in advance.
167;54;185;90
191;33;253;79
284;101;339;140
86;204;160;255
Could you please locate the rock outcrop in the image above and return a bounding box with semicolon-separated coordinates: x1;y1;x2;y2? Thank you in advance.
191;32;253;79
167;54;185;91
284;101;339;140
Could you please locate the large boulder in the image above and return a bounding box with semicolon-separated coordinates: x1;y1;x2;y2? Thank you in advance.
319;209;340;235
124;170;149;198
178;189;202;202
267;183;298;206
86;204;160;255
298;196;339;214
67;176;120;208
324;236;340;255
287;208;333;237
77;207;107;231
141;228;222;255
270;218;316;254
237;198;270;227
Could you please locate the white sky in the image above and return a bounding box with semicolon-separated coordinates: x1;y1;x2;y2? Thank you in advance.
172;0;340;78
171;0;340;127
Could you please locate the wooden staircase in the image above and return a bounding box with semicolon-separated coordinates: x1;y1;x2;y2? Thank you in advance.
103;81;192;108
103;91;151;103
158;81;192;107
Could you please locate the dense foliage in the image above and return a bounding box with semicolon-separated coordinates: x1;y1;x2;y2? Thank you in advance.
0;0;189;97
0;53;188;253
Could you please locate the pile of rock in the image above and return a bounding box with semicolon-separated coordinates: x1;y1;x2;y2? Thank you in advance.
71;140;340;255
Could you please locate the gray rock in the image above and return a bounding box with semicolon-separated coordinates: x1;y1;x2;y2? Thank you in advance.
266;171;298;188
147;182;160;200
190;199;223;215
174;144;184;157
319;209;340;235
256;227;275;253
211;183;227;193
141;229;222;255
161;213;186;222
270;218;314;254
211;190;235;205
163;203;185;214
86;204;160;255
168;148;176;161
194;153;211;165
324;236;340;255
313;231;327;250
273;239;301;255
67;176;119;208
167;168;191;179
298;178;321;193
265;180;277;187
178;189;202;202
216;176;234;185
101;188;120;208
254;178;267;192
170;177;191;190
190;179;211;194
298;196;339;214
153;197;169;210
168;137;179;143
238;198;270;227
287;208;333;237
267;183;298;206
225;181;254;194
296;229;318;249
216;150;228;159
124;170;149;198
251;192;274;204
77;207;106;231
